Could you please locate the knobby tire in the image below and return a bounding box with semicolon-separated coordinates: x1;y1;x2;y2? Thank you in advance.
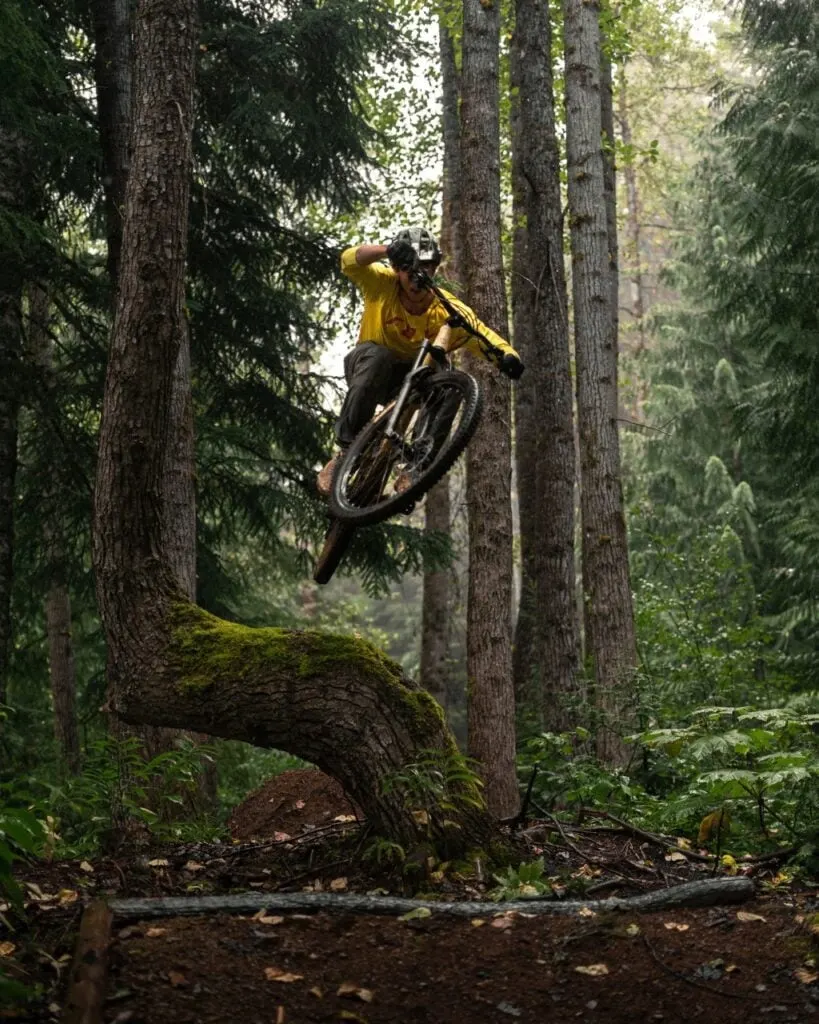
328;369;482;528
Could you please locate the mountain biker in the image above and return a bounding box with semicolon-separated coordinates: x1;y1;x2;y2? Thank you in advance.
316;226;524;496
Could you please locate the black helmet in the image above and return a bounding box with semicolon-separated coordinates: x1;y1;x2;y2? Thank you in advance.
392;226;442;266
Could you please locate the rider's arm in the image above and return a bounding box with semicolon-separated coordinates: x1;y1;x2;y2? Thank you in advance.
340;245;394;300
438;292;521;363
351;244;389;266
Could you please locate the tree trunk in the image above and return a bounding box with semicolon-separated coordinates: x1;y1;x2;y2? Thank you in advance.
460;0;519;818
419;17;461;714
0;127;26;708
91;0;496;856
510;0;581;731
92;0;214;800
91;0;132;290
27;284;81;773
564;0;636;765
616;68;647;356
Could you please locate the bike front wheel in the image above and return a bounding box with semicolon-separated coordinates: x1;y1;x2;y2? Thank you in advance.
328;369;482;527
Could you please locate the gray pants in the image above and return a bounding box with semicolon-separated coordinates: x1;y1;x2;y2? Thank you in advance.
334;342;413;448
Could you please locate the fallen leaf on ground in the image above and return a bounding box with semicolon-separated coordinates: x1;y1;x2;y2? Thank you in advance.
264;967;304;983
491;914;516;930
334;815;356;823
625;923;641;937
168;971;188;987
398;907;431;922
664;852;686;862
0;942;16;957
276;1006;285;1024
330;877;348;891
794;968;818;985
145;927;167;938
255;913;285;926
574;964;609;977
272;831;291;842
309;986;324;998
294;799;305;809
58;889;78;905
578;906;596;918
471;919;485;927
79;861;94;873
736;911;766;922
183;861;204;872
337;982;374;1002
147;858;169;868
664;922;689;932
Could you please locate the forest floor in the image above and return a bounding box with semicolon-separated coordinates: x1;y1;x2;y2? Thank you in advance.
4;769;819;1024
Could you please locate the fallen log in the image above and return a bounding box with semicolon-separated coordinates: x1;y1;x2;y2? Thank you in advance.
109;876;754;920
61;900;113;1024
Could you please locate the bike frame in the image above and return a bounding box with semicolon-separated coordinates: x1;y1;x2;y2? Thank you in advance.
382;271;503;448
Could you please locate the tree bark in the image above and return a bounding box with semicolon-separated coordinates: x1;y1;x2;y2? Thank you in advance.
419;17;461;714
510;0;581;731
564;0;637;765
0;126;26;708
27;284;81;773
616;68;647;356
91;0;132;290
460;0;519;818
92;0;214;799
91;0;495;856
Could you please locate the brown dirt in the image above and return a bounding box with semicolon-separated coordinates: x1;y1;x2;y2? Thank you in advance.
227;770;359;841
98;898;818;1024
5;768;818;1023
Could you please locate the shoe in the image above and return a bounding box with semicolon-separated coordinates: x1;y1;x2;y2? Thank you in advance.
317;450;344;498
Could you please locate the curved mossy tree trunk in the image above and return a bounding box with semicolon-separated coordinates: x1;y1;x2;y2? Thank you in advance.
92;0;494;855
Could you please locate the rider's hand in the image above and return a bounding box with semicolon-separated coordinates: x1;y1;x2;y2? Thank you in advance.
500;353;525;380
386;238;417;272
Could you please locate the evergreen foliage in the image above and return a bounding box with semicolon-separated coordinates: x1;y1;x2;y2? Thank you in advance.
627;0;819;684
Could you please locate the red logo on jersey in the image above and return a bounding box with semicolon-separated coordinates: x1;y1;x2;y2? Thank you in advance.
385;315;417;340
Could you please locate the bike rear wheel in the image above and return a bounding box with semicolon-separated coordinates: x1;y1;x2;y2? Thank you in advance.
328;369;482;527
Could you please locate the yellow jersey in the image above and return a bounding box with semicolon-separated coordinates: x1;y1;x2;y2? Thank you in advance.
340;246;517;363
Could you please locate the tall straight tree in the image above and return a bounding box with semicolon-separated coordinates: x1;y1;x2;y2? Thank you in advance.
563;0;636;763
27;285;80;772
0;130;22;708
460;0;519;816
420;16;461;713
510;0;580;730
91;0;132;289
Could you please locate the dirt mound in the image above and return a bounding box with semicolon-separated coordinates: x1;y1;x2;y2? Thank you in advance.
227;768;359;840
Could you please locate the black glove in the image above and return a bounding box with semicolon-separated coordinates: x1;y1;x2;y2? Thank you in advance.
386;238;417;272
500;353;525;380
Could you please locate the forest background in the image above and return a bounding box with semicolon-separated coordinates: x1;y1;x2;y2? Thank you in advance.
0;0;817;892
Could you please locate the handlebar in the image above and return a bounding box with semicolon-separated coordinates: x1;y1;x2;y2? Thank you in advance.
411;268;506;369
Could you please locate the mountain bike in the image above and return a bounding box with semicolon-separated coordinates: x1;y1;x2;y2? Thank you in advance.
313;272;509;585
